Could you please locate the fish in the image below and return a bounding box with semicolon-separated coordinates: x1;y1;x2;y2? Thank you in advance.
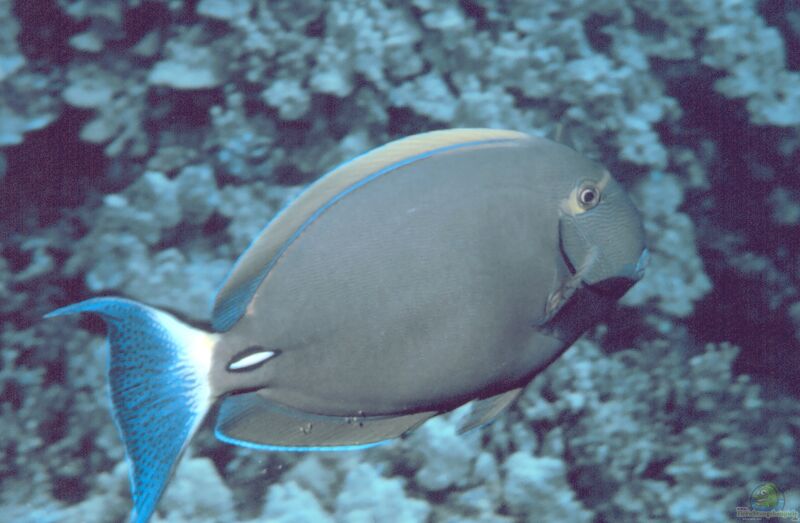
46;128;648;522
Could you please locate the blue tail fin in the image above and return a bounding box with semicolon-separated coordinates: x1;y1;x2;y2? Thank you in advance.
46;298;218;523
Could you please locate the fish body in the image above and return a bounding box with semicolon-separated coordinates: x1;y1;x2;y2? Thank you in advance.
216;138;572;414
46;129;647;522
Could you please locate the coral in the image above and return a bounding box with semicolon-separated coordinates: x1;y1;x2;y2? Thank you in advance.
196;0;252;22
530;337;798;521
206;91;280;181
621;171;712;318
0;255;27;314
282;455;336;502
334;462;431;523
0;0;24;83
2;1;799;522
0;0;59;147
262;481;333;523
62;60;149;157
174;164;220;225
29;456;240;523
52;461;130;523
790;301;800;343
406;415;482;492
218;181;301;255
262;78;312;121
310;0;422;97
769;187;800;226
154;457;237;523
697;0;800;126
0;322;122;509
149;27;224;90
0;501;65;523
594;0;800;127
503;452;592;522
63;167;231;320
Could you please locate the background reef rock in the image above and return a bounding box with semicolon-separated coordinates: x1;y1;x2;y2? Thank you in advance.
2;1;799;522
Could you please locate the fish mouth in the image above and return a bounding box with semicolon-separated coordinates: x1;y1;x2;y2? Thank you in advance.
583;249;648;299
557;221;648;294
586;276;636;299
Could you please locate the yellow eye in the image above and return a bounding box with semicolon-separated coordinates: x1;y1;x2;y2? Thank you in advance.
578;183;600;209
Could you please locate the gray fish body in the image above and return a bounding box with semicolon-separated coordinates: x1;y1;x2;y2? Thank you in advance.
211;136;625;418
215;140;576;415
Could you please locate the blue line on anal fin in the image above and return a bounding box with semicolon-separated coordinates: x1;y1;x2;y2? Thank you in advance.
46;298;215;523
215;392;436;451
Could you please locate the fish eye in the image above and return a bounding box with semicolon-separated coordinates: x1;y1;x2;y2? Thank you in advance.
577;183;600;209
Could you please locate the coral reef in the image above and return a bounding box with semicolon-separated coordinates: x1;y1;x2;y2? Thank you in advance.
622;171;712;320
1;0;799;522
0;0;59;148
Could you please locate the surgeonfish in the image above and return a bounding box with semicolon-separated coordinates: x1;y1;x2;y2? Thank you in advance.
46;129;648;522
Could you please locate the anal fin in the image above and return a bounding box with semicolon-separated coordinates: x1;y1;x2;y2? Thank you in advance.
457;388;523;434
215;392;437;451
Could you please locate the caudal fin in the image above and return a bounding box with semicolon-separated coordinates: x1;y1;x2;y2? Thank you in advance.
46;298;218;523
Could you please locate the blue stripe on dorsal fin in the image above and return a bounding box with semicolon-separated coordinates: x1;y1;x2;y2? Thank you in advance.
211;129;531;332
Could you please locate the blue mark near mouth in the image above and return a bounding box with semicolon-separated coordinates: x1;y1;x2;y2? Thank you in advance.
634;248;650;279
618;248;649;281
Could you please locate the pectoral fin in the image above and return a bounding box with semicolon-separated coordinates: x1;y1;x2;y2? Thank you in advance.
542;277;579;324
215;392;437;451
457;387;523;434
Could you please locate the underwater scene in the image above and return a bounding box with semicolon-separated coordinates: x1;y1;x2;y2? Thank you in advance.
2;0;800;522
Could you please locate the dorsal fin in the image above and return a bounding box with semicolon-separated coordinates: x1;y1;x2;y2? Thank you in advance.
549;122;577;150
212;128;530;331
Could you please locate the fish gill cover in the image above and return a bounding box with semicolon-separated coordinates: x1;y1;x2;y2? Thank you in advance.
0;0;799;522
